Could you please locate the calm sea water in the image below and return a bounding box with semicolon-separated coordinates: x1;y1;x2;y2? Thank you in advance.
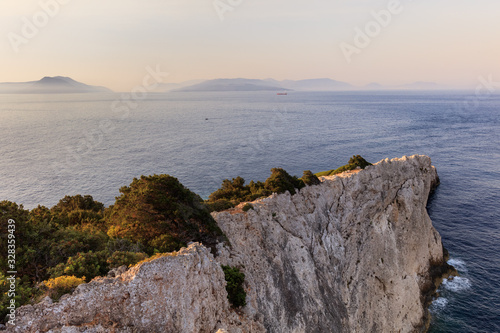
0;91;499;331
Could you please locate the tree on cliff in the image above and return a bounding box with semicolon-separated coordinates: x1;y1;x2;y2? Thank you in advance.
206;168;322;212
107;175;225;254
315;155;372;177
264;168;305;195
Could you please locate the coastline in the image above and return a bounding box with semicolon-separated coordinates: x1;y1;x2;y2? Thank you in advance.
7;155;451;332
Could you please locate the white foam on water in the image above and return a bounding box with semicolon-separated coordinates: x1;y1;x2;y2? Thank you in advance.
447;258;468;272
442;276;472;292
431;258;472;312
430;297;449;312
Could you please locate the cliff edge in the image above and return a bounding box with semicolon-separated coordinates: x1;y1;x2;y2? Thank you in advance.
215;154;445;332
9;155;448;333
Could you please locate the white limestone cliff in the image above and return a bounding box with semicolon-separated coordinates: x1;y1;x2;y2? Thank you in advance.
9;155;448;333
215;155;445;333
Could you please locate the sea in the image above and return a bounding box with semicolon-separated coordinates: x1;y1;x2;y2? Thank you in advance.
0;91;499;332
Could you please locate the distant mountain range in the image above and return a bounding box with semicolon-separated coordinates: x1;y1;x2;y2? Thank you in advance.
171;78;451;92
151;80;205;92
172;78;288;92
0;76;454;94
363;82;384;90
173;78;353;92
278;78;353;91
398;81;442;90
0;76;112;94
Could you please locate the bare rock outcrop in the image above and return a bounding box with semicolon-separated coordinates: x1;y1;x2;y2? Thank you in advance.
214;155;445;333
10;245;263;333
9;155;447;333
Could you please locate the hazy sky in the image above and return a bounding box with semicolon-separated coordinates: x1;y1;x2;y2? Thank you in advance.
1;0;499;91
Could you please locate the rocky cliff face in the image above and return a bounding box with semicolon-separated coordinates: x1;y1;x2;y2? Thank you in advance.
215;155;444;333
9;155;447;333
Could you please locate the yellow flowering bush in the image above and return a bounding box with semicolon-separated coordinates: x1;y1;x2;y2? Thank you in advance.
43;275;85;301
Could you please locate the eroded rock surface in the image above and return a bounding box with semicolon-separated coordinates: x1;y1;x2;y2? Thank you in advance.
10;155;446;333
10;245;263;333
215;155;444;333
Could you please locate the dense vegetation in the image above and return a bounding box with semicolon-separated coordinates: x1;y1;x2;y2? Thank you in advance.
206;168;320;212
0;175;225;322
107;175;224;253
315;155;372;177
221;265;246;308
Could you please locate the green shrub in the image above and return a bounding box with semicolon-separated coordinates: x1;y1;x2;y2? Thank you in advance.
264;168;305;195
206;168;310;212
301;170;321;186
221;265;246;308
315;155;372;177
149;234;185;253
50;227;108;260
106;251;149;269
52;195;104;214
50;195;105;227
42;275;85;301
205;199;235;213
49;250;108;282
348;155;371;169
107;174;224;254
242;203;254;212
208;177;249;202
105;238;144;254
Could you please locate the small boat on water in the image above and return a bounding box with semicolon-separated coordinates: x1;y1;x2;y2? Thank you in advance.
277;92;287;95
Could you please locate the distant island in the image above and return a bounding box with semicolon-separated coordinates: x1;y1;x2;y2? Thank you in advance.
173;78;355;92
0;76;112;94
173;78;289;92
0;76;452;94
167;78;450;92
399;81;442;90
